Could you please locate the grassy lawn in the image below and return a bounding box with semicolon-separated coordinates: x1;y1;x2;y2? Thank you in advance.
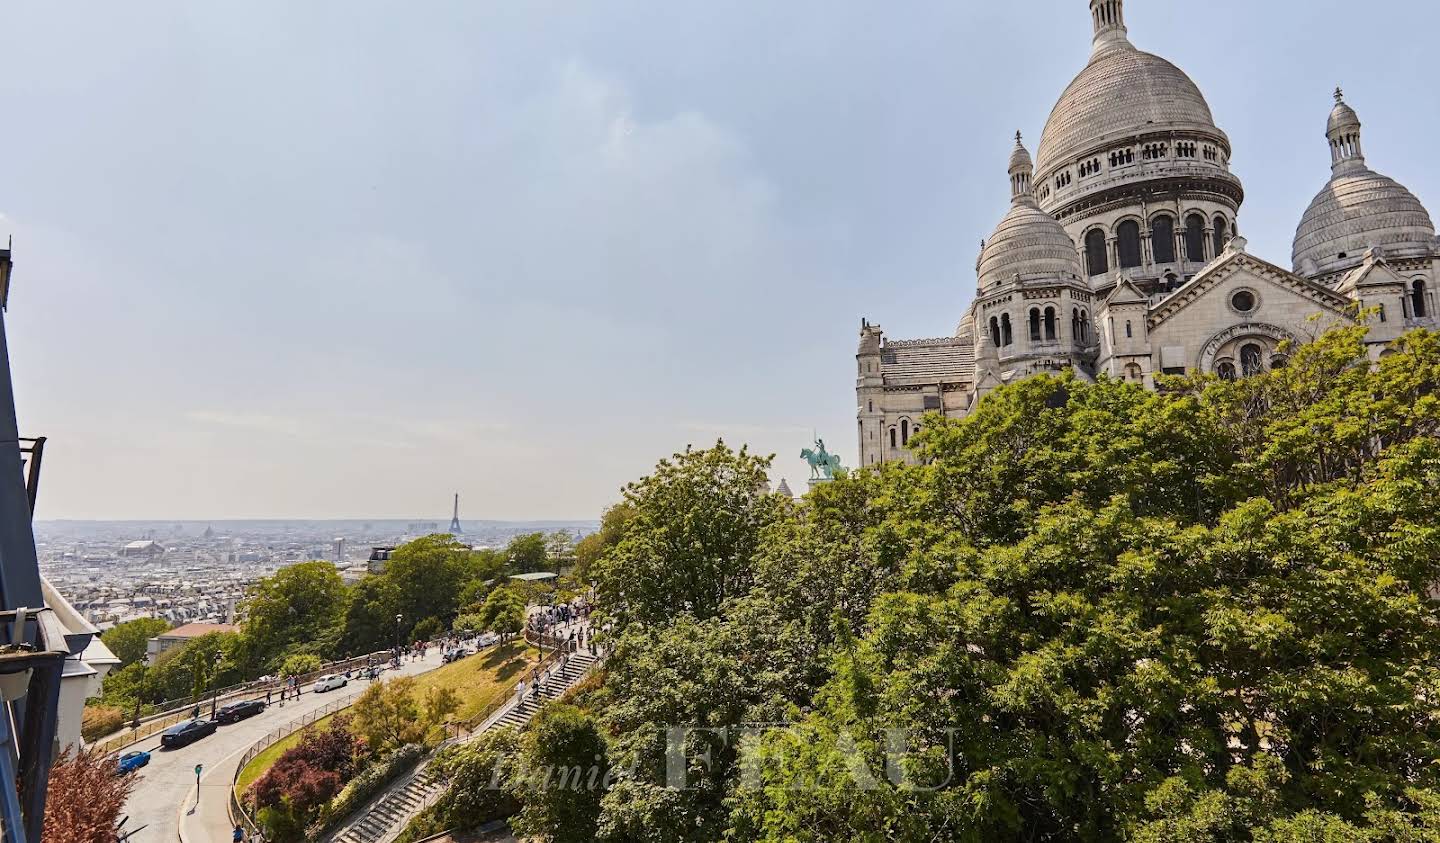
234;642;538;798
412;641;539;723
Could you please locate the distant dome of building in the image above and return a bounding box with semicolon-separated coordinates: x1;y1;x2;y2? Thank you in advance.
978;134;1084;291
1293;90;1436;276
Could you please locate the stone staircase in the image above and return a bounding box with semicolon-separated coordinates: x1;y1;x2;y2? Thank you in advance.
327;648;598;843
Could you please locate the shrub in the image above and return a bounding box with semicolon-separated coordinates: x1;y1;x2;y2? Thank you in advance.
279;653;323;678
411;616;445;642
311;743;426;833
43;747;135;843
80;705;124;743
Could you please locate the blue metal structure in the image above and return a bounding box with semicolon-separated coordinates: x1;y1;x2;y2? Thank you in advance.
0;245;73;842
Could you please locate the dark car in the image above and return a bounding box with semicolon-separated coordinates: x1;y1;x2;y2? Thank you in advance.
161;718;217;749
116;750;150;775
215;698;266;724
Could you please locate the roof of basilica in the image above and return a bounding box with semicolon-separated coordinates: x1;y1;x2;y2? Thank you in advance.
1036;38;1220;174
977;135;1085;290
1293;92;1436;274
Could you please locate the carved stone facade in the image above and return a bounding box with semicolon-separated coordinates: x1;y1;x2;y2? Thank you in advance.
856;0;1439;468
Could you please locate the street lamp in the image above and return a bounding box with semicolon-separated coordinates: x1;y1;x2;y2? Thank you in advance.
394;613;403;662
209;651;224;719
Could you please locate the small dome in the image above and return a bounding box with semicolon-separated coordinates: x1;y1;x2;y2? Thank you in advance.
1294;91;1435;274
1328;97;1360;136
1293;168;1435;273
1036;41;1221;174
978;201;1084;290
1009;133;1033;173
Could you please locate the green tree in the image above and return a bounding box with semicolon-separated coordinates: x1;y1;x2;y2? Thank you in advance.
99;617;170;667
279;653;322;678
479;587;525;639
591;441;778;629
385;535;484;635
146;632;241;703
513;705;609;842
351;677;424;752
505;533;549;574
412;616;445;643
239;561;348;669
573;503;635;583
410;729;523;839
339;576;398;656
728;326;1440;840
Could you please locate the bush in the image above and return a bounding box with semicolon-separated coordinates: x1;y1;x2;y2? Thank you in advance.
42;747;135;843
279;653;323;678
311;743;426;833
412;616;445;642
80;705;124;743
452;613;485;633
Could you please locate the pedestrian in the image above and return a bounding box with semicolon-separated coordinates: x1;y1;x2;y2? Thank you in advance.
233;824;245;842
265;689;271;704
516;679;525;703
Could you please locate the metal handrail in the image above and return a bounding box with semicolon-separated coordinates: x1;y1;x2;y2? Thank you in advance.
91;649;394;754
227;688;366;836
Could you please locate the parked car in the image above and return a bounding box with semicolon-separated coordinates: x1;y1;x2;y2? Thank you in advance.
160;718;217;749
475;632;500;648
116;750;150;775
313;675;348;693
214;698;266;723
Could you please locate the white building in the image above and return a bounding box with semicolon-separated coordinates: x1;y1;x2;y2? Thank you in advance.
857;0;1437;466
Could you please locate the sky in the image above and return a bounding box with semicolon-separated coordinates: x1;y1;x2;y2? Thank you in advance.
2;0;1437;520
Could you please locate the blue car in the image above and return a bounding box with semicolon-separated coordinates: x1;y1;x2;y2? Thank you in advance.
117;750;150;775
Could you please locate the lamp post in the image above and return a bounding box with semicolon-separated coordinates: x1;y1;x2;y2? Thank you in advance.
394;613;403;663
209;651;224;719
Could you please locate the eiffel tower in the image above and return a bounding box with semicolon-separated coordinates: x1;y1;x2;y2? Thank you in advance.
449;493;463;534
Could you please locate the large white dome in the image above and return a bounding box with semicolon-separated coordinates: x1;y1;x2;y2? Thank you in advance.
1036;40;1221;174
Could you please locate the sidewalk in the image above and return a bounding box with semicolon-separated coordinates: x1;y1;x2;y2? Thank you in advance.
178;649;444;843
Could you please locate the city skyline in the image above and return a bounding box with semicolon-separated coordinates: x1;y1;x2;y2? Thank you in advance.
3;0;1437;519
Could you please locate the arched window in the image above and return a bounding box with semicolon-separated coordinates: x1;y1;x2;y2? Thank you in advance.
1413;279;1429;318
1185;214;1207;262
989;317;1001;348
1117;220;1142;269
1212;216;1229;255
1124;363;1142;381
1029;308;1042;342
1125;320;1133;339
1151;215;1176;264
1217;360;1237;381
889;428;897;449
1043;307;1057;341
1080;311;1090;343
900;419;909;446
1240;343;1264;376
1085;229;1109;276
1001;314;1013;346
1071;307;1081;342
1270;354;1288;370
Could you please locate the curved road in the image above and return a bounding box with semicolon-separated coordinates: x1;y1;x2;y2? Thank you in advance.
119;650;445;843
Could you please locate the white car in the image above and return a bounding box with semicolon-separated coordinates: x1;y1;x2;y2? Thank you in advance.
475;632;500;648
313;675;348;693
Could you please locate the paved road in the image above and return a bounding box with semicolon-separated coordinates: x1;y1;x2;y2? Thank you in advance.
119;650;446;843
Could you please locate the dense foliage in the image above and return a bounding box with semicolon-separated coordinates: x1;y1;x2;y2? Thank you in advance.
501;325;1440;841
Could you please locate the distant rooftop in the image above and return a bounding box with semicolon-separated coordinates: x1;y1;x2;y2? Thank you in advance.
160;622;236;639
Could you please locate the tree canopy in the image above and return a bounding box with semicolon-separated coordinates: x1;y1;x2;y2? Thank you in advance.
503;326;1440;842
99;617;170;667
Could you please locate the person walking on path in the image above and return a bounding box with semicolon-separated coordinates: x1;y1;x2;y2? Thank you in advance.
233;825;246;842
